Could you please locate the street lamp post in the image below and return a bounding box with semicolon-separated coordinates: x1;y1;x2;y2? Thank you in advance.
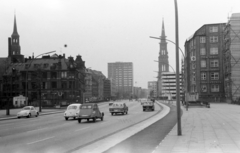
150;0;181;136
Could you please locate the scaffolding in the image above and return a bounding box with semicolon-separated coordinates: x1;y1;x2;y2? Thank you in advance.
224;13;240;103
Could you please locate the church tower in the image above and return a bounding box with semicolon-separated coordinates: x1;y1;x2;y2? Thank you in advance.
158;19;169;96
9;14;24;63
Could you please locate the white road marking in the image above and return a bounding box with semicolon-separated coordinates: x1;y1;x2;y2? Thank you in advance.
26;127;47;133
75;127;89;132
27;136;55;145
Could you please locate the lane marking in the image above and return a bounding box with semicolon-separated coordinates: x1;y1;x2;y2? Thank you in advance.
27;136;54;145
75;127;89;132
26;127;47;133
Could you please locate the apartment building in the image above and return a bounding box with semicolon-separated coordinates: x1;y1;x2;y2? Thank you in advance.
108;62;133;99
184;23;226;102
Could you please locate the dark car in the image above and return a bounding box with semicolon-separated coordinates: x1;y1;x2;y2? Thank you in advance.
77;103;104;123
109;102;128;115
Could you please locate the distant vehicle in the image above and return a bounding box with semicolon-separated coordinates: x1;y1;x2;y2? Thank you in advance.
17;106;39;118
142;101;155;111
64;103;81;120
109;102;128;115
77;103;104;123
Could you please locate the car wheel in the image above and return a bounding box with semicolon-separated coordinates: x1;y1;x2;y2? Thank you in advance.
73;117;76;120
78;119;81;123
27;113;31;118
35;112;39;117
126;111;128;114
143;109;145;111
65;117;68;120
93;117;96;122
101;116;103;121
18;117;20;119
87;119;89;122
111;113;114;116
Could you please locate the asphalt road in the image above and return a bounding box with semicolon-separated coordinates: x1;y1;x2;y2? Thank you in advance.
0;100;162;153
104;103;178;153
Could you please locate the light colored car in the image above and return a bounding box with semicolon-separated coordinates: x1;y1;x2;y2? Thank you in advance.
17;106;39;118
64;103;81;120
77;103;104;123
142;101;155;111
109;102;128;115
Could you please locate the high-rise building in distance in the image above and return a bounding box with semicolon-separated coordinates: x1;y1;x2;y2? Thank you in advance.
108;62;133;99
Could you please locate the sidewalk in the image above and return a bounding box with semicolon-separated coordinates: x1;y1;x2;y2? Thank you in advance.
153;103;240;153
0;107;66;121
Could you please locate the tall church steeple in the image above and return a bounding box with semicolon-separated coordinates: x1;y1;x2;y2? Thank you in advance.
9;14;23;63
158;19;169;96
10;14;21;57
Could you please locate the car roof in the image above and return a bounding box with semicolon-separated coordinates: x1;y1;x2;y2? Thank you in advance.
68;103;81;106
81;103;96;106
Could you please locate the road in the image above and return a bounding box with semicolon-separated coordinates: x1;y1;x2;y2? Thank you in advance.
0;100;163;153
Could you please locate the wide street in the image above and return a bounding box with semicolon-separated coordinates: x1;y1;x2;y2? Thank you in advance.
0;100;165;153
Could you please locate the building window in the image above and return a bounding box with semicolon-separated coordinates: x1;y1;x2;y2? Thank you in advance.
42;72;48;79
51;82;57;88
201;72;207;80
200;37;206;43
200;48;206;55
43;63;49;68
61;81;67;89
201;60;206;68
209;26;218;33
210;72;219;80
51;72;57;79
210;47;218;55
210;59;219;67
211;84;219;92
201;85;207;92
61;72;67;78
210;36;218;43
13;51;15;55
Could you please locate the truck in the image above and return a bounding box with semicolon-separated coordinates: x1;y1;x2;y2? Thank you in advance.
142;100;155;111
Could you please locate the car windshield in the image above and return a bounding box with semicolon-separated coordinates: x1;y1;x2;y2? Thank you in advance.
22;107;30;110
81;105;92;109
143;102;153;105
67;105;78;110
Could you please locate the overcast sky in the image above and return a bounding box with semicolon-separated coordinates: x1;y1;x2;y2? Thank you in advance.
0;0;239;88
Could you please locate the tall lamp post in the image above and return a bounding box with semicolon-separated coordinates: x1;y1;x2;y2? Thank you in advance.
25;51;56;112
150;0;181;136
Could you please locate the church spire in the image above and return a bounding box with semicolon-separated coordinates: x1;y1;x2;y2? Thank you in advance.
160;19;166;39
12;14;19;36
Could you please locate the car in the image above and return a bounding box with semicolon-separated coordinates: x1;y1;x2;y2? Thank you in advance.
64;103;81;120
109;102;128;115
17;106;39;118
142;100;155;111
77;103;104;123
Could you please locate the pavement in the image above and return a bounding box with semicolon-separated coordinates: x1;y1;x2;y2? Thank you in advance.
153;102;240;153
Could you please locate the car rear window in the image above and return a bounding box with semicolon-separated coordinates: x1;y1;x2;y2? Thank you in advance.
112;103;124;107
23;107;30;110
81;105;92;109
67;105;78;110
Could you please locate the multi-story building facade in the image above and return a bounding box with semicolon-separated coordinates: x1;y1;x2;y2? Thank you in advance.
184;23;226;102
2;54;86;107
109;78;116;99
223;13;240;103
103;79;111;100
108;62;133;99
161;72;183;99
148;81;158;98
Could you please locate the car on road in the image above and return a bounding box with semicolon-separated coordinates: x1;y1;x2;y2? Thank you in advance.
17;106;39;118
109;102;128;115
142;101;155;111
64;103;81;120
77;103;104;123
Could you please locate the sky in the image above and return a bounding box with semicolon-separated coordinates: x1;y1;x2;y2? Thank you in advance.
0;0;239;89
